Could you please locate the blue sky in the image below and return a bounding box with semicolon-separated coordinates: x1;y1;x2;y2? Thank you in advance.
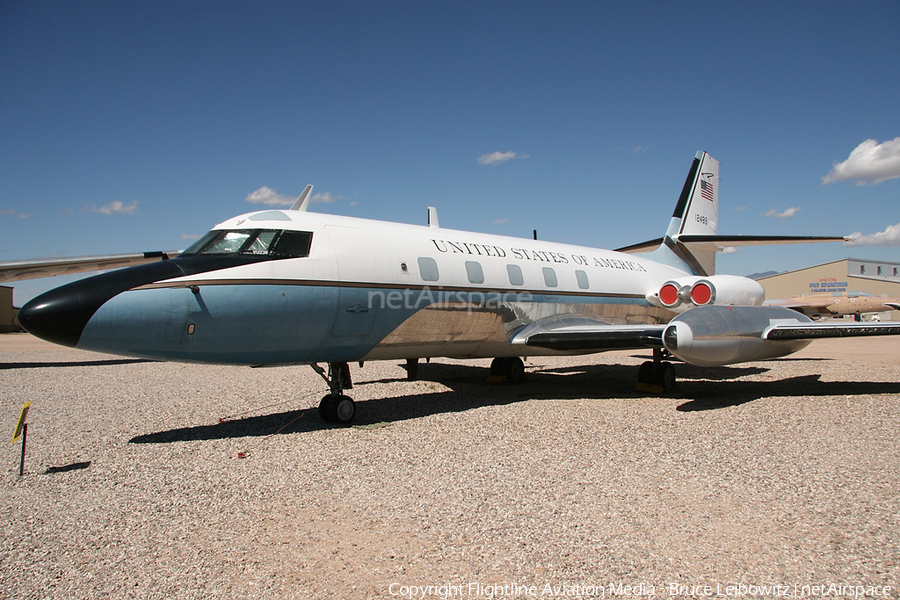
2;1;899;304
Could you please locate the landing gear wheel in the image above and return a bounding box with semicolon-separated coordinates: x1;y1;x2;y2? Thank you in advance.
490;357;505;376
319;394;356;424
637;360;676;392
503;357;526;383
656;362;676;392
638;361;654;384
490;357;526;383
332;396;356;423
405;358;419;381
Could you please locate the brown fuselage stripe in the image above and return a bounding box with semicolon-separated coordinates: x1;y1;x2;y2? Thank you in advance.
133;278;646;300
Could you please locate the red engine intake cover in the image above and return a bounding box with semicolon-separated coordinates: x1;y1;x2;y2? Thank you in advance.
659;283;680;306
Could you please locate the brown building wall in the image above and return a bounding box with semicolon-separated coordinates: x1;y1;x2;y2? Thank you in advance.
0;286;15;330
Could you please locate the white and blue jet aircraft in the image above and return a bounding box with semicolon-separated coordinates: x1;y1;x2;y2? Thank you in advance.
12;152;900;423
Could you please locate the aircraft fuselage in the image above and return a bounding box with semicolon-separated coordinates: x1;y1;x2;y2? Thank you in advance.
20;210;685;365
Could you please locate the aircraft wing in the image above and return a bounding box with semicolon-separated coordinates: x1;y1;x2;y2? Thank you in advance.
510;311;900;355
509;315;665;351
0;251;178;283
764;321;900;340
762;300;833;317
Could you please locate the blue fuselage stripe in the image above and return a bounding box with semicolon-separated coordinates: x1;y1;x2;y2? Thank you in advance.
76;282;651;365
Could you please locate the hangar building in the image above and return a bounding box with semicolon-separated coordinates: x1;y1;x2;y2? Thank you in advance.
0;285;19;332
757;258;900;320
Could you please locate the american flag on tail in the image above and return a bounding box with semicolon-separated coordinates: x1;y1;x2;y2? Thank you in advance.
700;177;714;201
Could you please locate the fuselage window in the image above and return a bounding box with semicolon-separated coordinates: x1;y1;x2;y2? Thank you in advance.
542;267;558;288
418;257;440;282
575;270;590;289
506;264;524;286
182;229;313;258
466;261;484;284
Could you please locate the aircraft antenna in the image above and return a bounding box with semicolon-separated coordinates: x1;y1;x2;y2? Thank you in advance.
290;185;314;211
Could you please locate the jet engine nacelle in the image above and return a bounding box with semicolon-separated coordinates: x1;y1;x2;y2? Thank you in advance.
662;305;812;367
648;275;765;311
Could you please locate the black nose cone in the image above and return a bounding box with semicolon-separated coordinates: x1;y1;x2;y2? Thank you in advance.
18;286;98;347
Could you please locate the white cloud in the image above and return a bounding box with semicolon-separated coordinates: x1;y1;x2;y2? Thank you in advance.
1;208;33;219
92;200;139;215
478;151;528;165
492;218;510;225
181;232;201;240
245;186;294;206
762;206;801;219
311;192;337;204
845;222;900;247
823;138;900;185
245;187;340;207
718;246;738;254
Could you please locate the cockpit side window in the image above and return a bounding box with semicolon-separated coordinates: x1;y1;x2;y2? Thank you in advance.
271;231;313;257
182;231;220;255
247;230;278;254
181;229;313;258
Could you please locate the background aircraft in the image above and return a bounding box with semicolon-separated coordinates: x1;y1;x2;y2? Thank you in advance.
9;153;900;423
764;292;900;320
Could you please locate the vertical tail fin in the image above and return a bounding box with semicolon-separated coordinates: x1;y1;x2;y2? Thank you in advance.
615;151;720;275
619;151;845;276
658;151;720;275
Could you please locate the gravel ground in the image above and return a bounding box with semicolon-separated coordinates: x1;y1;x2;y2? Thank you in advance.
1;335;898;599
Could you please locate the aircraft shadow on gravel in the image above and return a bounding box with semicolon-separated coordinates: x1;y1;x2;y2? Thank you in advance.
129;360;900;443
0;358;154;370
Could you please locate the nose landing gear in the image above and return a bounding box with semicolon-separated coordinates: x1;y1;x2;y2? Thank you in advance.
311;362;356;424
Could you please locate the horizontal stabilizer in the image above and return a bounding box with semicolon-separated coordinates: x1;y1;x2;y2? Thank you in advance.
675;234;848;247
617;235;847;255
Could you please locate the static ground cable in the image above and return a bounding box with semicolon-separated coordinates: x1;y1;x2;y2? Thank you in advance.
227;391;319;459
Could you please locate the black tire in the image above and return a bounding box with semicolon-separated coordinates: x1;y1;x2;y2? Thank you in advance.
504;357;526;383
490;357;505;376
405;358;419;381
318;395;336;422
657;362;676;392
332;396;356;424
638;361;654;384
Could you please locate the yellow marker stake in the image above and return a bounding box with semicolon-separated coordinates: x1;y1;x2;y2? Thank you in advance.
12;402;30;444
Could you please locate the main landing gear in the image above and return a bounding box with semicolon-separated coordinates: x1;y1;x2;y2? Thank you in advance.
311;362;356;424
637;348;676;392
490;357;526;383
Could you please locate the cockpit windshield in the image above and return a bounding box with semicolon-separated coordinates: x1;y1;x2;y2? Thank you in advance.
182;229;313;258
